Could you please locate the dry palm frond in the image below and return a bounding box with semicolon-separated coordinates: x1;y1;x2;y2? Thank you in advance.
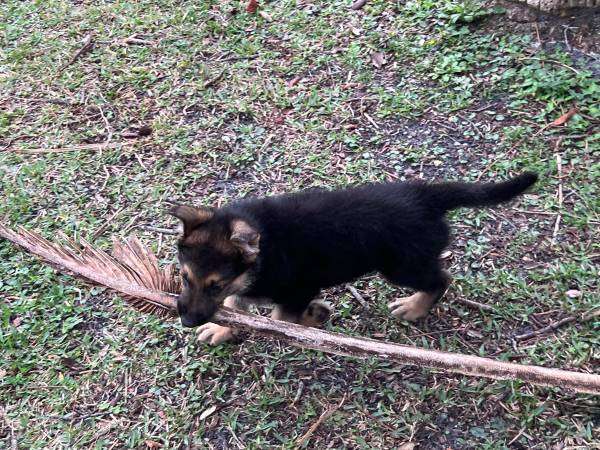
0;223;178;317
1;223;599;395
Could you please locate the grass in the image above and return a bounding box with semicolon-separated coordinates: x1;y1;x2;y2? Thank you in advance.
1;0;599;448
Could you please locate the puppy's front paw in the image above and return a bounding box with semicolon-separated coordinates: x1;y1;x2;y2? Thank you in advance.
301;300;333;327
197;323;235;345
388;293;432;322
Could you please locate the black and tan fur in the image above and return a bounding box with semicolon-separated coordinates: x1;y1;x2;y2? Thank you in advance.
170;172;538;344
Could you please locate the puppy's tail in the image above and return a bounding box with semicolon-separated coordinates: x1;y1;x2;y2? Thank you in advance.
427;172;538;213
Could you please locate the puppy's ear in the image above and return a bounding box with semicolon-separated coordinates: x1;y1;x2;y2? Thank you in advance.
168;205;213;237
230;220;260;261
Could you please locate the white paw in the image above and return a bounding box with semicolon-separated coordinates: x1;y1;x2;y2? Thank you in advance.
196;323;235;345
388;294;431;322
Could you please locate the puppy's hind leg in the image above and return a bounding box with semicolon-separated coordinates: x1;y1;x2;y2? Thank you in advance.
300;300;332;327
385;266;451;322
271;300;332;328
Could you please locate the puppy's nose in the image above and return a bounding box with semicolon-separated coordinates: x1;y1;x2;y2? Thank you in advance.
180;314;198;327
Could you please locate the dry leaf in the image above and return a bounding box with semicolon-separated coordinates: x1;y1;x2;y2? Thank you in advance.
398;443;415;450
199;405;217;420
246;0;258;13
0;223;178;318
351;0;368;10
371;52;387;68
258;11;272;21
11;316;23;327
565;289;582;298
144;440;163;449
340;82;363;90
550;108;578;127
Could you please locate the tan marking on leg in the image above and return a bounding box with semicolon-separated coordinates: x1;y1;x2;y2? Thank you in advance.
388;271;452;322
388;291;437;322
271;301;333;328
300;300;332;327
197;295;245;345
271;305;300;323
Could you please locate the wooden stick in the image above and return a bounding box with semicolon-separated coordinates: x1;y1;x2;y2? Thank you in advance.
140;226;179;236
56;33;94;75
551;148;564;245
518;57;580;75
345;284;368;309
351;0;368;9
295;395;346;447
91;206;126;240
452;296;494;312
10;142;132;154
515;309;599;342
209;308;600;395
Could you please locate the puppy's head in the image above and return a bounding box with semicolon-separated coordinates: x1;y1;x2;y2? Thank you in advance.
169;205;259;327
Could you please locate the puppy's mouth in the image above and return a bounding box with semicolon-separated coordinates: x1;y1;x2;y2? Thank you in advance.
180;313;210;328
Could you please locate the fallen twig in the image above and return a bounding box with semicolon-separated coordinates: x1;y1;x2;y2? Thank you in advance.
519;57;580;75
91;206;126;241
10;142;132;154
123;35;155;46
213;307;600;394
351;0;368;10
295;395;346;447
551;145;564;245
346;284;368;309
514;209;556;216
453;297;494;312
141;226;179;236
56;33;94;75
551;214;561;245
515;309;599;342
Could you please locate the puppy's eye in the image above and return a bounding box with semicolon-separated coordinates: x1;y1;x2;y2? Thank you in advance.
205;280;221;295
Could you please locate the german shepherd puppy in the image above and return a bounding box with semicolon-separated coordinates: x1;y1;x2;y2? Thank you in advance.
170;172;537;344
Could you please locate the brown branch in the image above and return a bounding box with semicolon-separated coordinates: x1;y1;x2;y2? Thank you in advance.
452;296;494;312
140;226;179;236
10;142;132;154
56;33;94;75
91;206;126;240
295;394;346;447
551;143;564;245
351;0;368;10
345;284;368;309
1;223;599;395
515;309;599;342
211;308;600;395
